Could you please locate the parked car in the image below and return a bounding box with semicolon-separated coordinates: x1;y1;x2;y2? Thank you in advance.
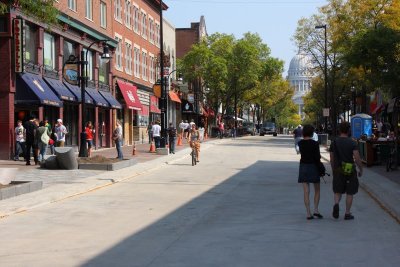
242;122;256;136
260;121;277;136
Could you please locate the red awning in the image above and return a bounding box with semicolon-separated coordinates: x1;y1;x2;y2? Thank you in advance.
150;95;161;113
117;80;142;110
139;105;149;116
372;104;384;114
168;91;181;103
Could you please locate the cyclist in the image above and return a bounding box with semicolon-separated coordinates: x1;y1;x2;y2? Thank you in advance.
188;123;200;163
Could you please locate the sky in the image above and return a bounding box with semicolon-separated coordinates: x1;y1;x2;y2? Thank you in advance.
163;0;328;76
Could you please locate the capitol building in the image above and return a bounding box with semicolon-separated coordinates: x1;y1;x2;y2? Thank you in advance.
287;54;314;119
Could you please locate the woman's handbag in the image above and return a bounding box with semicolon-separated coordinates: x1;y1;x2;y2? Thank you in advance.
41;130;50;144
317;161;326;177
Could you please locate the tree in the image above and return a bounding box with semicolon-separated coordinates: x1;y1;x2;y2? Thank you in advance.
0;0;59;25
179;32;297;130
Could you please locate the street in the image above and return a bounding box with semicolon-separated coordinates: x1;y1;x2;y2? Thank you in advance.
0;136;399;267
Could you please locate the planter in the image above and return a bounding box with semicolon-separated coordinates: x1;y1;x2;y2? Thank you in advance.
78;158;137;171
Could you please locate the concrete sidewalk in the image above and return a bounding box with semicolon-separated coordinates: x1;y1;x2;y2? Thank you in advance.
1;136;399;224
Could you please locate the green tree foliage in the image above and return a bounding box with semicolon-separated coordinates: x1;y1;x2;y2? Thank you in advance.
0;0;59;25
179;32;297;128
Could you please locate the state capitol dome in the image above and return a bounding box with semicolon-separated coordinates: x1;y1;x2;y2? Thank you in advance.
287;54;314;119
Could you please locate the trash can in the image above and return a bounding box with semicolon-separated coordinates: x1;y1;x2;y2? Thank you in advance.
318;134;328;145
351;113;372;139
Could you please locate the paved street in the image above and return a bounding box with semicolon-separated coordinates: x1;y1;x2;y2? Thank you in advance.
0;136;399;267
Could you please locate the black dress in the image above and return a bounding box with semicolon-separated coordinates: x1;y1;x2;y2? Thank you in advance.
298;139;321;183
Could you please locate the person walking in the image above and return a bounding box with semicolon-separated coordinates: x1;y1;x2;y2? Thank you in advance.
218;121;225;139
188;123;200;162
167;122;177;154
24;116;38;165
179;120;186;139
55;119;68;147
298;125;323;220
146;121;154;144
36;121;50;163
198;118;205;142
14;120;26;161
85;121;95;157
152;121;162;148
329;122;363;220
293;125;303;154
113;120;123;160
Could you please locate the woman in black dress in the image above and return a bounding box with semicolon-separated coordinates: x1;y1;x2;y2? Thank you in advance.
298;125;323;220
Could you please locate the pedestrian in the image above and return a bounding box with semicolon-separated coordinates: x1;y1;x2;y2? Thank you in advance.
167;122;177;154
298;125;323;220
113;120;123;160
14;120;26;161
147;121;154;144
218;121;225;139
329;122;363;220
312;130;319;142
152;121;162;148
85;121;95;157
293;125;303;154
198;118;205;142
55;119;68;147
179;120;186;138
184;120;191;139
36;121;50;163
24;116;38;165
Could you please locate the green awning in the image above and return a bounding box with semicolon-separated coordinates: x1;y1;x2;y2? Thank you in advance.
58;14;118;48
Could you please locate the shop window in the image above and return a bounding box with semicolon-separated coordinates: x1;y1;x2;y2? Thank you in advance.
63;40;76;62
24;23;37;63
43;32;55;70
83;48;93;81
99;54;109;84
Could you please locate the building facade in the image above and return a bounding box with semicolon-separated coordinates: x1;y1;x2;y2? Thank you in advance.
287;54;313;119
0;0;120;160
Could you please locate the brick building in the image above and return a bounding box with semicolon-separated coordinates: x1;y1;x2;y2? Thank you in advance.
0;1;119;160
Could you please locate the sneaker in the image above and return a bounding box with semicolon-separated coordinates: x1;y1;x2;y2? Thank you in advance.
344;213;354;220
332;203;339;219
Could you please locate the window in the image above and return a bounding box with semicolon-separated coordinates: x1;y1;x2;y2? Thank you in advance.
149;19;154;43
43;32;55;70
125;42;132;74
155;23;160;46
85;0;93;20
99;55;110;84
133;6;140;33
68;0;76;11
141;12;147;38
83;48;93;81
125;0;131;28
134;47;140;77
24;23;37;63
100;1;107;28
63;40;76;62
149;55;155;83
115;35;123;70
114;0;122;21
142;51;147;80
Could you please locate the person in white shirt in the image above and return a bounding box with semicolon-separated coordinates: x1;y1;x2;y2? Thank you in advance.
179;120;186;138
152;121;162;148
55;119;68;147
14;120;26;161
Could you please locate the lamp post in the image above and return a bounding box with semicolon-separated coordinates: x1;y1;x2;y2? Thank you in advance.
159;0;167;148
315;24;328;133
78;41;111;157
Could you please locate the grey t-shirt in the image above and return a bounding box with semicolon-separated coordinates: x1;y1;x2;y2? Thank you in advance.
329;137;358;168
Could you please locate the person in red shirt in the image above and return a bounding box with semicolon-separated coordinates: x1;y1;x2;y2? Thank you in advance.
85;121;95;157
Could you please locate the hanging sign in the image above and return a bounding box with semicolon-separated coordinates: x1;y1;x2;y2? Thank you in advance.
13;18;23;73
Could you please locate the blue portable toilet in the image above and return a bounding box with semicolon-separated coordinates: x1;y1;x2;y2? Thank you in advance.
351;113;372;139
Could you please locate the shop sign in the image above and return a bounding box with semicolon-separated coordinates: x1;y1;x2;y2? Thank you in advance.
13;18;23;73
187;93;194;103
63;63;79;86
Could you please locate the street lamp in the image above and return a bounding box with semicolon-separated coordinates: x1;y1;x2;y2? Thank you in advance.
159;0;167;148
315;24;328;133
78;40;111;157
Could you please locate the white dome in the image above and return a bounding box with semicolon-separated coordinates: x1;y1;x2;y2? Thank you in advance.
288;54;312;77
